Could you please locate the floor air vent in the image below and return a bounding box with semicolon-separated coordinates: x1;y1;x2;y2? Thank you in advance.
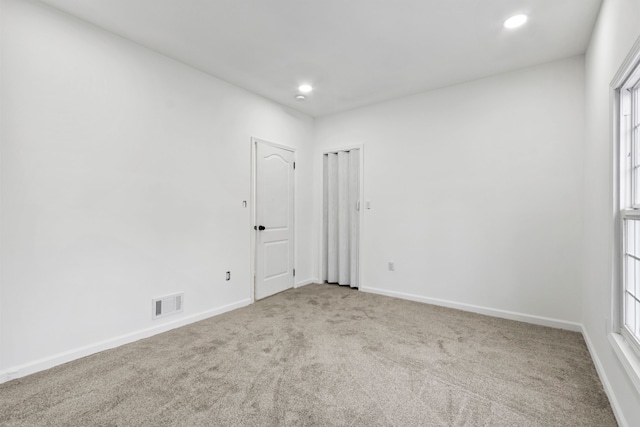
152;293;184;320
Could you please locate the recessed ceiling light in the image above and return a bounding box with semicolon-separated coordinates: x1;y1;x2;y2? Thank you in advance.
295;95;306;101
504;14;528;29
298;84;313;93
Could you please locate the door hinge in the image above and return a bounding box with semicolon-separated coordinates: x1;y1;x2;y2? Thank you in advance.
293;162;296;170
293;268;296;277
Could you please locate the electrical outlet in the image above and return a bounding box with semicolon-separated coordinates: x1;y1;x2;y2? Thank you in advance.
226;271;231;281
388;262;395;271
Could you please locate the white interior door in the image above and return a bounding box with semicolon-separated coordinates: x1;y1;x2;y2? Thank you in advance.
255;141;295;300
322;149;360;287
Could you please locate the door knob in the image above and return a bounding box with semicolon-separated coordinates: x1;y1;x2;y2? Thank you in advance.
254;225;266;231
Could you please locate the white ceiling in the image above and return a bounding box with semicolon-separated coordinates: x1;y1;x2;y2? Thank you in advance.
35;0;602;117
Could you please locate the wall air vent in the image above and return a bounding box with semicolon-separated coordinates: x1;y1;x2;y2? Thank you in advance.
152;293;184;320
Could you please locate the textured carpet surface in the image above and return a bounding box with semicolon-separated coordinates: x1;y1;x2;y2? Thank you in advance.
0;284;616;426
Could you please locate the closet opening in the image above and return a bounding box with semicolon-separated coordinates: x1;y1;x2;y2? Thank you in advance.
322;148;362;288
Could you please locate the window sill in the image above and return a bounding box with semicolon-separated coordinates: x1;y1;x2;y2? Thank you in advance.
609;332;640;396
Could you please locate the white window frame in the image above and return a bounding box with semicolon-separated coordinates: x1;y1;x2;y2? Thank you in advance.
612;35;640;395
620;214;640;355
620;73;640;359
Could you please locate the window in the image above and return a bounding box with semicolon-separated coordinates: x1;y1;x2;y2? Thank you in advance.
619;63;640;359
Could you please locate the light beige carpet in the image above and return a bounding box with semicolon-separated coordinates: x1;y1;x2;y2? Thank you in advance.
0;284;616;426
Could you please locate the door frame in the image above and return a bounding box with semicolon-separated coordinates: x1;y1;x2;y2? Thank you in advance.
318;144;365;289
250;137;296;303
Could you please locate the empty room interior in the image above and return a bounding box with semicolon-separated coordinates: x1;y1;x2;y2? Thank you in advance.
2;0;640;425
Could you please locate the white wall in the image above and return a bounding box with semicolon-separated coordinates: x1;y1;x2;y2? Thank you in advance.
315;57;586;328
0;0;315;376
583;0;640;424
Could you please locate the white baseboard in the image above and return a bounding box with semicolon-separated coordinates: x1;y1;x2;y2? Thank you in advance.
0;298;251;384
582;327;629;427
295;278;318;288
360;286;582;332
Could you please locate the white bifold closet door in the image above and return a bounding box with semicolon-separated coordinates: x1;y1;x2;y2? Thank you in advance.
323;149;360;287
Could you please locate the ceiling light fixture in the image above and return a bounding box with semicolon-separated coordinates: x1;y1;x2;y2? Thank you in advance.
298;84;313;93
503;14;528;29
295;95;306;101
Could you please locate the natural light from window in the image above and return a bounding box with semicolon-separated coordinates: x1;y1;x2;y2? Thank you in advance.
620;68;640;358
